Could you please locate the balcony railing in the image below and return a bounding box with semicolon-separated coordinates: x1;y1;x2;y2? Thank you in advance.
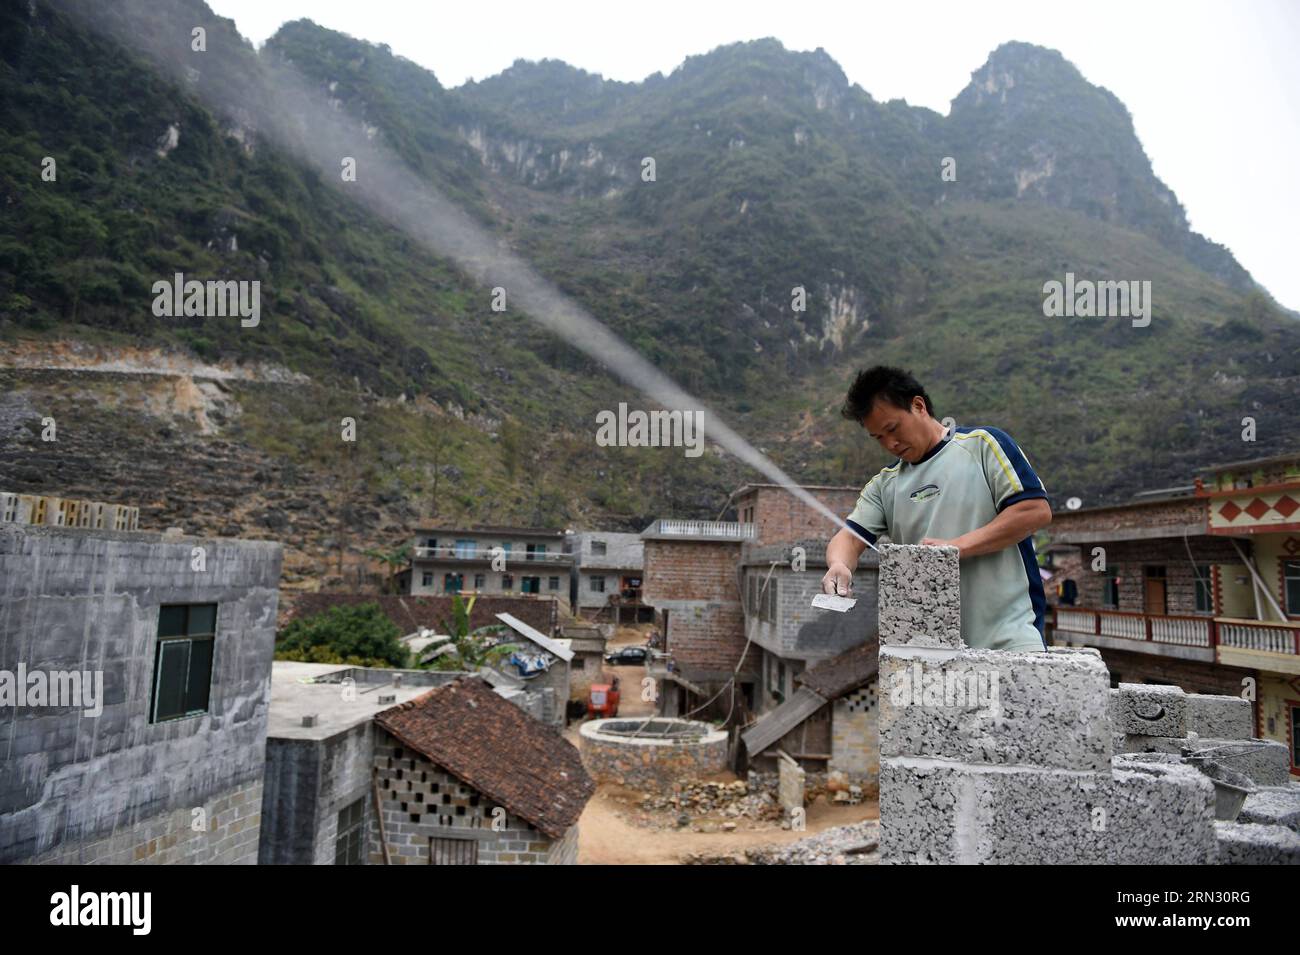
413;545;571;563
653;520;756;539
1051;607;1300;655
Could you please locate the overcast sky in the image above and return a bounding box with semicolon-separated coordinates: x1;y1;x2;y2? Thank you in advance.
207;0;1300;312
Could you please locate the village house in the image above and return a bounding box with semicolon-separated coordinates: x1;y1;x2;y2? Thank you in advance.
641;483;881;736
373;676;594;864
566;530;651;623
1047;450;1300;777
402;525;574;607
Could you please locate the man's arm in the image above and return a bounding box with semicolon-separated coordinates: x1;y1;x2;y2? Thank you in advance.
823;526;869;596
921;498;1051;559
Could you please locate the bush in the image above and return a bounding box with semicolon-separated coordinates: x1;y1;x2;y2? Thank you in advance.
276;601;409;668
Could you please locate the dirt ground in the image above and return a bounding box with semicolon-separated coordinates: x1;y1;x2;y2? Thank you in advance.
574;783;878;865
563;722;877;865
571;621;876;864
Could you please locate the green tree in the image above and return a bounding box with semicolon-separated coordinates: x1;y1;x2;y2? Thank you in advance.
277;602;409;667
362;542;412;595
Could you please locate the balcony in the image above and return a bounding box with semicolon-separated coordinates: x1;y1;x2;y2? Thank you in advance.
642;519;756;540
412;545;572;564
1051;607;1300;665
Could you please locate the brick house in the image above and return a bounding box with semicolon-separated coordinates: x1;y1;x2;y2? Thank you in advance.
641;484;880;728
372;676;594;864
1048;450;1300;777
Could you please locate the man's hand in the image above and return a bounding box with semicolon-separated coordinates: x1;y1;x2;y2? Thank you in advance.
920;536;965;558
822;560;854;596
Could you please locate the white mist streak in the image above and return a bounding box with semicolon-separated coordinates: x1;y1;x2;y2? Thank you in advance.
68;3;867;545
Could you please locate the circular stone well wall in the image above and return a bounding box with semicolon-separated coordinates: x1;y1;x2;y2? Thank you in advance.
579;718;729;791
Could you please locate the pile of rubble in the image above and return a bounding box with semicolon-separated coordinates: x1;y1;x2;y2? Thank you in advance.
681;821;881;865
637;778;782;826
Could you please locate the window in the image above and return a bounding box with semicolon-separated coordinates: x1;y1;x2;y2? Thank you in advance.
335;798;366;865
548;576;560;590
151;604;217;723
444;573;463;594
421;571;433;588
502;574;513;591
591;540;607;556
454;539;476;559
473;573;485;589
423;537;438;552
526;543;548;561
591;576;606;593
1102;568;1119;609
1291;705;1299;771
1285;561;1300;615
522;576;541;594
429;836;478;865
1194;565;1214;614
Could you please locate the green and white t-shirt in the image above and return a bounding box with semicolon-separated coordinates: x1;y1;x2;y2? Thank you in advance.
845;425;1049;652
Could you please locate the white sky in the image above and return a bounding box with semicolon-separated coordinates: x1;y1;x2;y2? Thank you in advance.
208;0;1300;312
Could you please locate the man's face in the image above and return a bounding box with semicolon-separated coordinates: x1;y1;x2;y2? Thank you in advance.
861;396;933;463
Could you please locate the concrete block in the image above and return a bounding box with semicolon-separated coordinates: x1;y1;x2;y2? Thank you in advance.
1186;693;1253;740
1214;821;1300;864
1110;683;1187;737
1187;739;1292;787
879;758;1216;864
877;543;961;648
1237;788;1300;833
1116;734;1191;756
879;646;1112;770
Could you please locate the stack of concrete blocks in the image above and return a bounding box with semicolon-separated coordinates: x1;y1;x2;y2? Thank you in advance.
0;492;139;531
877;543;1230;864
1113;683;1300;863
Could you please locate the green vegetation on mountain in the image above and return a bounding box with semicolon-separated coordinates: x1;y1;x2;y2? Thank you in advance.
1;0;1295;581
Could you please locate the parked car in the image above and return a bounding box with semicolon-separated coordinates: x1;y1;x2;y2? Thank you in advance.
603;646;648;666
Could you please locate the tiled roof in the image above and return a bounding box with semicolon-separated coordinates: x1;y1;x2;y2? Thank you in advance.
796;635;880;700
375;676;594;838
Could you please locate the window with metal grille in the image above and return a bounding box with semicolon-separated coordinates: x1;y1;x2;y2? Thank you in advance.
1284;561;1300;615
1102;568;1120;608
335;798;366;865
1194;565;1214;613
429;836;478;865
151;604;217;723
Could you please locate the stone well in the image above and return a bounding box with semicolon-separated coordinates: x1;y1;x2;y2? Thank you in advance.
579;718;729;792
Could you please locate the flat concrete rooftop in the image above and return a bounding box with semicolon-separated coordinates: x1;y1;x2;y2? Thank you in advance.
267;662;454;741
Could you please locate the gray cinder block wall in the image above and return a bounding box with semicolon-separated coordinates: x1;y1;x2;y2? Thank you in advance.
371;734;577;864
876;542;1226;865
0;523;282;864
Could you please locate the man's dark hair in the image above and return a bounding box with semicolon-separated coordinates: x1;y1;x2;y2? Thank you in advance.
840;365;935;422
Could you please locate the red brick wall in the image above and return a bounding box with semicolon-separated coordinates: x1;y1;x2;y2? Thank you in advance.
738;486;859;547
642;541;742;603
642;539;754;678
281;592;557;637
1050;498;1207;537
1067;538;1241;614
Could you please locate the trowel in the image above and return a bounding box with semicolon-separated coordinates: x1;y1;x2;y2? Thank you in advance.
811;593;857;613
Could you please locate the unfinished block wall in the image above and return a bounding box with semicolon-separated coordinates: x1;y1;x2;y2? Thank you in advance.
876;543;1222;864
